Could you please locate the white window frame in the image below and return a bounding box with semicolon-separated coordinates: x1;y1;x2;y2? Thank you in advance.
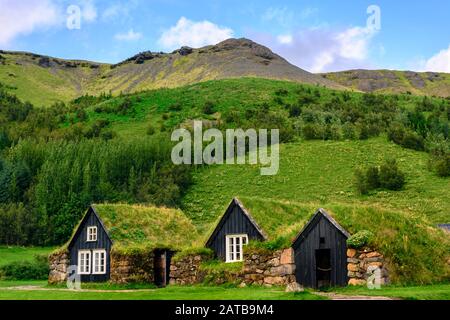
225;234;248;263
78;250;91;275
92;249;107;275
87;226;97;242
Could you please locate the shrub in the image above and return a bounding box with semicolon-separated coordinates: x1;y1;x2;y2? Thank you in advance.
146;124;156;136
354;159;406;193
357;123;370;140
366;166;380;190
431;154;450;177
342;123;356;140
302;123;323;140
401;131;425;151
379;159;406;191
288;105;301;118
168;102;182;112
354;168;369;195
0;254;49;280
202;101;215;115
347;230;374;249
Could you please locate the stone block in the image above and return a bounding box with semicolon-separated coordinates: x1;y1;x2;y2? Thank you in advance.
347;249;357;258
264;276;284;285
348;278;366;286
366;251;381;258
285;282;304;292
280;248;294;264
347;263;359;272
347;258;359;264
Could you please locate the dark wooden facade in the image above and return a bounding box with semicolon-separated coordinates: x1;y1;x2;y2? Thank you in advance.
206;198;266;260
68;206;113;282
292;209;350;289
154;249;174;287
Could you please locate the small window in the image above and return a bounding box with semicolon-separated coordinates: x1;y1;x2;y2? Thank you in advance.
320;237;325;244
92;250;106;275
87;226;97;242
78;250;91;275
225;234;248;263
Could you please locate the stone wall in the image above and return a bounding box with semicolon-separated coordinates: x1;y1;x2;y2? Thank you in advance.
347;248;389;286
110;250;155;284
242;248;296;286
169;254;207;285
48;250;69;284
169;248;296;287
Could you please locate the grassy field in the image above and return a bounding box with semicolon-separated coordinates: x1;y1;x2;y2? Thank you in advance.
0;282;323;300
0;281;449;300
0;247;54;266
332;283;450;300
182;137;450;229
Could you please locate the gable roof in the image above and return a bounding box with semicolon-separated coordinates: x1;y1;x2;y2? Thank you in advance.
67;206;112;249
66;203;198;251
205;198;268;246
292;208;350;247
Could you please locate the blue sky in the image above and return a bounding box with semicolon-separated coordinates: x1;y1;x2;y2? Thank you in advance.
0;0;449;72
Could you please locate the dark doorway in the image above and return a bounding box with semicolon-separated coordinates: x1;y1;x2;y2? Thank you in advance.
315;249;331;289
154;250;173;287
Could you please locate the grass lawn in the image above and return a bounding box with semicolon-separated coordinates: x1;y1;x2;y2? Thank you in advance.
0;247;55;266
332;284;450;300
0;281;324;300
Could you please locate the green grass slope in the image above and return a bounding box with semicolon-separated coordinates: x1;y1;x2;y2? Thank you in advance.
322;69;450;97
182;138;450;228
181;139;450;284
0;247;54;267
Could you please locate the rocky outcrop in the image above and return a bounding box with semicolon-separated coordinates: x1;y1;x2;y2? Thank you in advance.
48;251;69;284
347;248;389;286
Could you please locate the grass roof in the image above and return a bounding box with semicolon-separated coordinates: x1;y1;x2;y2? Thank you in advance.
92;203;198;251
203;196;450;284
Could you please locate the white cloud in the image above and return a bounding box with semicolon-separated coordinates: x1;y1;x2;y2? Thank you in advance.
277;34;293;45
262;7;294;27
158;17;234;50
251;26;378;73
422;45;450;73
102;4;121;20
0;0;61;46
114;29;142;41
81;0;97;23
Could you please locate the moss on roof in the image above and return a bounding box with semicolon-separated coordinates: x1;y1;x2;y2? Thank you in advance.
203;196;450;284
91;204;198;251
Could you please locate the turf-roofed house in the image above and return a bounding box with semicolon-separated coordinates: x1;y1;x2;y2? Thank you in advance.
172;197;449;288
49;204;196;286
204;199;351;288
205;198;267;262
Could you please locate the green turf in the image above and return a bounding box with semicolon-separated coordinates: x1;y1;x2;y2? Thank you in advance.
182;137;450;228
0;282;324;300
0;247;54;267
332;283;450;300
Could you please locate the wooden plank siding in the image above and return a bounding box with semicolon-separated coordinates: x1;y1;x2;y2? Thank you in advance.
292;210;349;288
206;199;266;261
68;207;112;282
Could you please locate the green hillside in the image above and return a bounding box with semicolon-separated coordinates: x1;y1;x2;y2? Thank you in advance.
322;70;450;97
182;138;449;229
